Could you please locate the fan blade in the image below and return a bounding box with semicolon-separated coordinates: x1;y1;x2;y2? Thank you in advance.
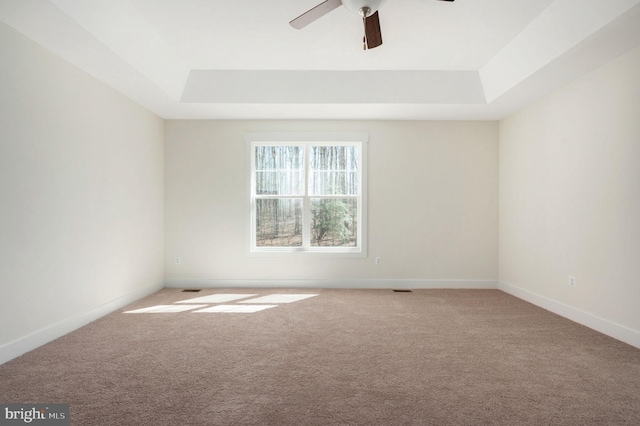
289;0;343;29
364;11;382;49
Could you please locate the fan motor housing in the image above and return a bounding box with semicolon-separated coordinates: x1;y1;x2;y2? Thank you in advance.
342;0;387;16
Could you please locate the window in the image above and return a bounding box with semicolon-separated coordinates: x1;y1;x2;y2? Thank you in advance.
247;133;367;257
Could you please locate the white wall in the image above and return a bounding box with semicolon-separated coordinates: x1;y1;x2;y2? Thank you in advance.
165;120;498;287
499;46;640;343
0;23;165;361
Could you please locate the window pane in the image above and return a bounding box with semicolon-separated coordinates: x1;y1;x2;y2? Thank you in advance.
255;146;303;195
310;199;357;247
256;171;303;195
309;146;359;195
256;199;302;247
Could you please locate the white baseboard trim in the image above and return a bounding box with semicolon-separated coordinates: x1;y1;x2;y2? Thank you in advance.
499;281;640;350
164;278;498;290
0;282;163;365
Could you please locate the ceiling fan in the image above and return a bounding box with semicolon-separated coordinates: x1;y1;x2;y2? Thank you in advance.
289;0;455;50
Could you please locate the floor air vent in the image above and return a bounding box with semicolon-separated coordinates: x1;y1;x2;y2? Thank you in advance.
182;289;201;292
392;289;413;293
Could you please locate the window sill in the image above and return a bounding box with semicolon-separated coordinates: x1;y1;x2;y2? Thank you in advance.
246;248;367;258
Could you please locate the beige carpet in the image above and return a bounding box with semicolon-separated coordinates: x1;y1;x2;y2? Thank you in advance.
1;288;640;425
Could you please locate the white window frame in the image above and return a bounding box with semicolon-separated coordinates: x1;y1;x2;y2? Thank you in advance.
246;133;367;258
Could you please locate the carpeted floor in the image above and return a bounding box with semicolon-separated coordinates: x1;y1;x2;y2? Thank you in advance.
1;288;640;425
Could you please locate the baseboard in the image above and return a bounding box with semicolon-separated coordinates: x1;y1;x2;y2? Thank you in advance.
0;282;163;365
164;278;498;290
499;281;640;350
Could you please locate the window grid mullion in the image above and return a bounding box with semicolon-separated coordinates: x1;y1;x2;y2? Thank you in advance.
254;195;303;199
302;144;311;250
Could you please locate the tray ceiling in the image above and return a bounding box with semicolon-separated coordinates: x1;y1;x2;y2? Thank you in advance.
1;0;640;119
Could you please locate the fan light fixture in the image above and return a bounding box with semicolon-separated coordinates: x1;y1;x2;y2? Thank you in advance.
341;0;387;17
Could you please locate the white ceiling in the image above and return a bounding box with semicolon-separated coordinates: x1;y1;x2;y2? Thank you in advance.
2;0;640;120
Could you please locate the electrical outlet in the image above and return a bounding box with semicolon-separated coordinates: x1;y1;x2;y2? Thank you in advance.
375;257;382;265
568;275;576;287
175;257;181;265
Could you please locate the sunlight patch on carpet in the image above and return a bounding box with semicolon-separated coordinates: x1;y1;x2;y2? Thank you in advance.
241;294;319;304
193;304;277;313
124;293;320;315
175;294;257;304
124;305;208;313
